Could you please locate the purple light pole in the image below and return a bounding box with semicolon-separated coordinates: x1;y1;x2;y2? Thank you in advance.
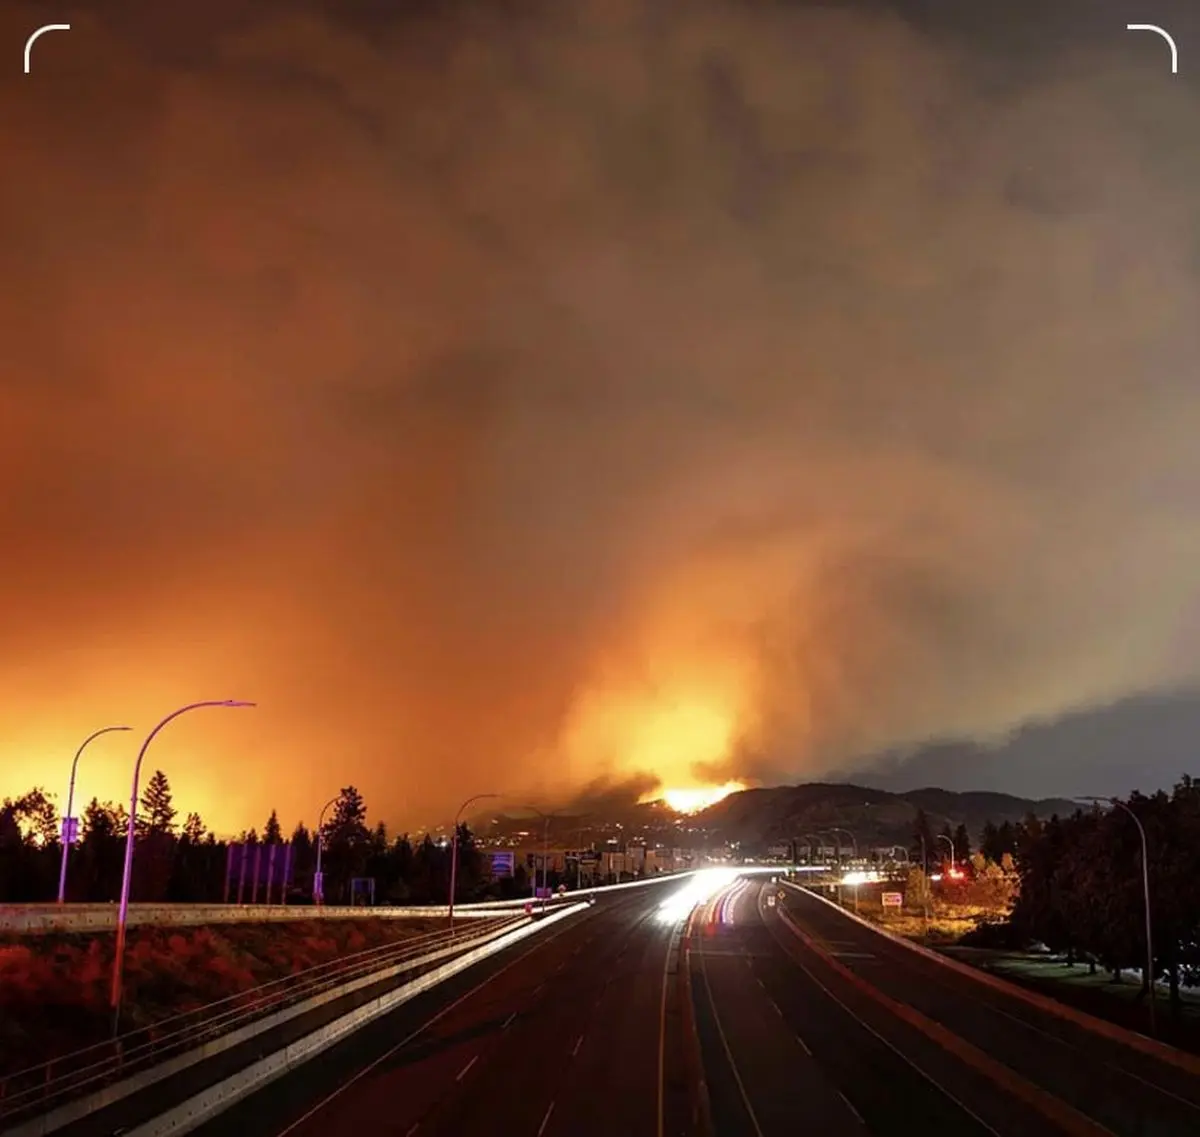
110;700;255;1034
448;793;499;930
313;795;339;906
58;725;132;904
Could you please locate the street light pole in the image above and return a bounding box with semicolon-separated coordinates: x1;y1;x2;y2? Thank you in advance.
58;725;132;904
1081;796;1156;1036
313;795;339;907
828;827;857;863
448;793;499;929
937;833;955;872
520;806;560;911
110;700;254;1035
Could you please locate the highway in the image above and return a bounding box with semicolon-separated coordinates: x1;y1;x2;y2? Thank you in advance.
179;870;1200;1137
690;876;1200;1137
192;882;698;1137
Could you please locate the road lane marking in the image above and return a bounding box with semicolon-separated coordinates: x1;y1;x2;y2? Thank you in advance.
837;1089;865;1125
502;1011;517;1029
537;1100;556;1136
795;1032;812;1056
759;886;1001;1136
533;982;545;996
769;998;783;1017
455;1055;478;1081
801;893;1200;1115
404;1123;419;1137
656;919;671;1137
696;884;766;1137
774;903;1115;1137
787;879;1200;1084
571;1033;584;1056
269;910;588;1137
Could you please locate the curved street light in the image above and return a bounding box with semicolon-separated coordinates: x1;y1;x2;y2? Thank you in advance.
448;793;500;928
313;795;341;907
937;833;955;872
58;725;132;904
110;700;255;1033
1079;795;1156;1036
519;805;562;911
827;827;857;863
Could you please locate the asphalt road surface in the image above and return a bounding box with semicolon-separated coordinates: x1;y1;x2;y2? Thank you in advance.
192;882;694;1137
690;876;1200;1137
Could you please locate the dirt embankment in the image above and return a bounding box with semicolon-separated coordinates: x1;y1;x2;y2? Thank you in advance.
0;917;446;1076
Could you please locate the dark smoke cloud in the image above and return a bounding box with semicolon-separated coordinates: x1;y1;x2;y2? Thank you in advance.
3;0;1200;830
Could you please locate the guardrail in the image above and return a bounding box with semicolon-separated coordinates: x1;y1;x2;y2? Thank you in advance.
0;869;705;934
0;913;521;1131
0;902;503;935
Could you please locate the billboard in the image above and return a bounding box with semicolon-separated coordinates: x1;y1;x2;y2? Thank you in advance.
490;850;515;878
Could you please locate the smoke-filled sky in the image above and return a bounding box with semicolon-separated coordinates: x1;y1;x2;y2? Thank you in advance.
3;0;1200;834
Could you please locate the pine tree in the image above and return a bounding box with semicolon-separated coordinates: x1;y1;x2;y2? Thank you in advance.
139;770;177;834
182;812;206;844
81;797;115;841
263;810;283;844
952;822;971;865
326;786;369;848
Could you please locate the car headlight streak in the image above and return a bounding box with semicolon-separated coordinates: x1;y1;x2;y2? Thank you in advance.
656;867;740;924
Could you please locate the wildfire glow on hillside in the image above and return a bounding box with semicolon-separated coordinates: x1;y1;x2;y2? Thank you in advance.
653;781;745;815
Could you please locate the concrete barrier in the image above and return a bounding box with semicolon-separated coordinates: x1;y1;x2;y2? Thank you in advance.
0;917;523;1137
0;902;497;935
779;879;1200;1078
0;870;697;934
123;902;590;1137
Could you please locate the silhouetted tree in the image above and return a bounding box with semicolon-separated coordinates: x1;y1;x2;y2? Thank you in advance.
952;822;971;866
182;812;206;844
139;770;177;835
263;810;283;844
910;808;936;871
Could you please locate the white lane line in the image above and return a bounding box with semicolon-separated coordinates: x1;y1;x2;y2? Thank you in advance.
795;1031;813;1056
769;998;783;1018
455;1054;478;1081
697;887;766;1137
572;1033;584;1056
533;982;545;996
269;907;586;1137
762;899;1002;1137
502;1011;517;1029
537;1099;556;1137
838;1089;866;1125
404;1123;420;1137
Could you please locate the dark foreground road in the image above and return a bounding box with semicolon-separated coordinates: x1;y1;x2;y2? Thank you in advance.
690;876;1200;1137
193;882;698;1137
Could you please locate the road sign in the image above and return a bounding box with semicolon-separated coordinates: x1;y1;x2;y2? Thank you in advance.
61;816;78;843
882;891;903;908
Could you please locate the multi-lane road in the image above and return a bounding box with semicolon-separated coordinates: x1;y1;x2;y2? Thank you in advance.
191;873;1200;1137
193;884;698;1137
692;877;1200;1137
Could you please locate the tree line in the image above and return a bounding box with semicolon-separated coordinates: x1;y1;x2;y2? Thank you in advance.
908;778;1200;1016
0;774;531;907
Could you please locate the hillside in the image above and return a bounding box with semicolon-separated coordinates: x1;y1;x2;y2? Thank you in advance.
686;782;1077;852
